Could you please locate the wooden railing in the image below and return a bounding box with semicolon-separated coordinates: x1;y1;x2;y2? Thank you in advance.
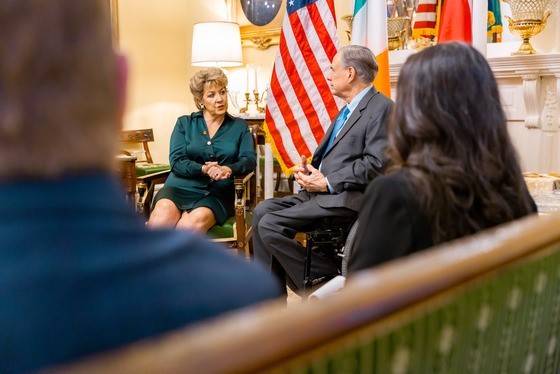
45;213;560;373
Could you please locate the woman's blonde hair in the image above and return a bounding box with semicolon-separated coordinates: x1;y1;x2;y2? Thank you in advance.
189;67;228;110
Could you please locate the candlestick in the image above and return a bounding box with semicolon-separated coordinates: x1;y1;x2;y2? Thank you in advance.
254;90;265;113
253;65;258;92
245;65;249;92
239;92;251;114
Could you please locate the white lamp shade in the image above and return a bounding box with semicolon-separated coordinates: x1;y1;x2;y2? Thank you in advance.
191;21;243;67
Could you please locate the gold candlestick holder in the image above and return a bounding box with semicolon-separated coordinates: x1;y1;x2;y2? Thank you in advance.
253;90;266;113
239;92;251;114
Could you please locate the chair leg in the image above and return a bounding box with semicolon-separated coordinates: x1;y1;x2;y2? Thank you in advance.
302;235;315;301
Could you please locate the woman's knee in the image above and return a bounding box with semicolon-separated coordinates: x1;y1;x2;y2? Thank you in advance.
153;199;177;212
148;199;180;226
177;208;215;232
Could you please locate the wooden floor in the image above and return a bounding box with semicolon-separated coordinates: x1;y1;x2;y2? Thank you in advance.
287;289;302;306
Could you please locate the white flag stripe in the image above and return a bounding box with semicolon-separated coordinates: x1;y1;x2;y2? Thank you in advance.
352;0;388;56
415;13;437;22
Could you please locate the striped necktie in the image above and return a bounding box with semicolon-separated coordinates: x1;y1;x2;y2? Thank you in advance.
325;106;350;151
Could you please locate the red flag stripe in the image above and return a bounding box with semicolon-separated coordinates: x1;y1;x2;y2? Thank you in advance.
417;3;437;12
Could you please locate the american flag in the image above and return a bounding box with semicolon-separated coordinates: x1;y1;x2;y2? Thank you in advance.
264;0;343;174
412;0;439;39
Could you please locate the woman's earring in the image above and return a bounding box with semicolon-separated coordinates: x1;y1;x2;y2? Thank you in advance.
199;103;205;109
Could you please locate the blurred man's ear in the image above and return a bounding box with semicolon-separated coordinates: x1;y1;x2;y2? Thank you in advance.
116;53;128;129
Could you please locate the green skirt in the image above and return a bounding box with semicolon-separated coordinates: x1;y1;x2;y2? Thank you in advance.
152;186;233;225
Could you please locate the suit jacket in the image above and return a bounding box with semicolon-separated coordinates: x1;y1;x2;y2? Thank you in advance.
348;170;538;272
347;171;433;272
0;172;281;373
311;87;393;212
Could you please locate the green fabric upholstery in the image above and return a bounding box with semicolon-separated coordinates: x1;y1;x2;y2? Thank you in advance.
259;156;280;168
135;163;170;176
275;246;560;373
207;212;253;240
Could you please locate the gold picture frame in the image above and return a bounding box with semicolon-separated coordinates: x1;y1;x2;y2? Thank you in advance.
238;0;284;50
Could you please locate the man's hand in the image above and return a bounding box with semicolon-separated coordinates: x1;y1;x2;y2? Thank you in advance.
292;154;309;175
295;164;328;193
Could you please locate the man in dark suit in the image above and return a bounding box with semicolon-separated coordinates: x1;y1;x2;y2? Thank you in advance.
0;1;281;373
252;45;394;295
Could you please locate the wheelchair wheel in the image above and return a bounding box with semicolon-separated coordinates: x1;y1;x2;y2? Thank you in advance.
341;219;359;277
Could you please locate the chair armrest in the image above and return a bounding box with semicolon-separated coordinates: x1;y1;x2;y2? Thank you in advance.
234;171;255;206
137;170;170;184
136;170;170;220
233;171;256;253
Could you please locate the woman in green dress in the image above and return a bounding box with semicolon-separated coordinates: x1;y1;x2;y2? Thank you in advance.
148;68;256;233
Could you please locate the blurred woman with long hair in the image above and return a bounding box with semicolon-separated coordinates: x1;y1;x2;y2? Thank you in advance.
348;42;537;272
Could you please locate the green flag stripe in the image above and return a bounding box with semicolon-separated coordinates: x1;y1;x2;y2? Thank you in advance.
354;0;366;16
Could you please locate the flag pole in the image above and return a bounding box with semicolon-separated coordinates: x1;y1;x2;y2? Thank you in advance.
472;0;488;56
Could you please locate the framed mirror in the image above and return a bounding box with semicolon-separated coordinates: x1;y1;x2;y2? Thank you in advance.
239;0;284;49
241;0;282;26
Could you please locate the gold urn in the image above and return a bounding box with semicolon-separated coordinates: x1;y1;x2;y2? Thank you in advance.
504;0;555;55
341;14;411;50
387;17;411;50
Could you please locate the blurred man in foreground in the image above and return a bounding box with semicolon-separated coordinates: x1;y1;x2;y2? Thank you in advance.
0;1;281;372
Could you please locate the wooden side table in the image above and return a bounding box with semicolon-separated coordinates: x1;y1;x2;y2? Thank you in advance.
116;154;137;205
245;118;293;200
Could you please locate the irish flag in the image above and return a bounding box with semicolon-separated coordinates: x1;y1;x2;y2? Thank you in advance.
351;0;391;98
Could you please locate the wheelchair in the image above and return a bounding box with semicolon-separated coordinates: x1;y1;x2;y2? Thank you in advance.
302;217;359;299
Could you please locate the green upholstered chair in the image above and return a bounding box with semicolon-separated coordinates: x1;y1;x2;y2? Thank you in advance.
207;169;256;258
119;129;171;219
207;125;258;258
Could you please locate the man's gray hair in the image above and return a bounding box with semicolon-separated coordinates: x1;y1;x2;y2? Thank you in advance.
339;45;379;84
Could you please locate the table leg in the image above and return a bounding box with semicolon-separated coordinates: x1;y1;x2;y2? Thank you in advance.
265;144;274;200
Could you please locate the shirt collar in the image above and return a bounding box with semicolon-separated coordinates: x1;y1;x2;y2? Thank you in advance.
346;86;372;116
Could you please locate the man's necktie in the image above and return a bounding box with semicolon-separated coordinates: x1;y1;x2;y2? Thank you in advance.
325;106;350;151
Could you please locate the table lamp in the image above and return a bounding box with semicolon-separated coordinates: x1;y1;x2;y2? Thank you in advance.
191;21;243;67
